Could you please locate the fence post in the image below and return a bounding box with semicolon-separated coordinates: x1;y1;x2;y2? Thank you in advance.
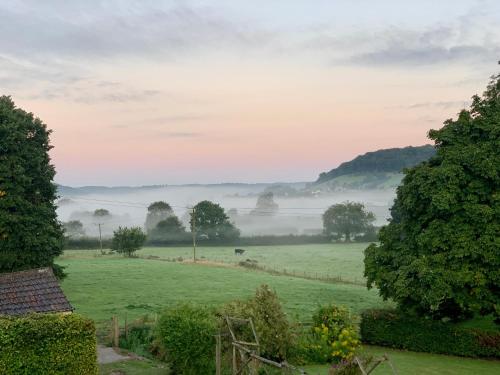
112;316;119;347
215;334;221;375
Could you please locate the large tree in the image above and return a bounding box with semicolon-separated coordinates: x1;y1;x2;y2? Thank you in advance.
0;96;64;275
365;74;500;322
149;215;187;242
250;192;279;216
145;201;173;232
191;200;240;241
323;202;375;242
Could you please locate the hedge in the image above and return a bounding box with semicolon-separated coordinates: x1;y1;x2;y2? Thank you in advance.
360;309;500;358
0;313;98;375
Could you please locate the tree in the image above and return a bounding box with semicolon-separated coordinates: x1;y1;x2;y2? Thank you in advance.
63;220;85;238
191;200;240;241
149;215;187;242
251;192;279;216
0;96;64;276
323;202;375;242
111;226;146;257
145;201;173;232
365;74;500;322
93;208;111;218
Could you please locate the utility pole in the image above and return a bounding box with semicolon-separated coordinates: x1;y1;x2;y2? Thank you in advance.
97;223;104;255
191;207;197;263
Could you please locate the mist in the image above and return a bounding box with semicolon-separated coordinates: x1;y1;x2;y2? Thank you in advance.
56;184;396;238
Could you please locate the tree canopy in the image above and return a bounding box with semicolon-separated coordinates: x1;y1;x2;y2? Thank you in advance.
111;226;146;257
191;200;240;241
145;201;173;232
364;74;500;322
323;202;375;242
251;192;279;216
63;220;85;238
149;215;187;242
0;96;64;276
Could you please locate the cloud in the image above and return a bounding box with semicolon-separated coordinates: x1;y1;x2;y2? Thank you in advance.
407;101;471;109
0;2;273;61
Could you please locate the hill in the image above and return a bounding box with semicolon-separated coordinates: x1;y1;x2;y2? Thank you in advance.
315;145;435;184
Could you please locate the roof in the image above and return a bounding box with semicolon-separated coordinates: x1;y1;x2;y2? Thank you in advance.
0;267;73;316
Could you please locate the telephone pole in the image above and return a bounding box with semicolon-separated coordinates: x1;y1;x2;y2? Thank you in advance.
97;223;104;255
191;207;197;263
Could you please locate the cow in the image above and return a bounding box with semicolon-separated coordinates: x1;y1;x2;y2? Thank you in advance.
234;248;245;255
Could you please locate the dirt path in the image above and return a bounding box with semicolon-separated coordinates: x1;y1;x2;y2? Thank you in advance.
97;345;131;364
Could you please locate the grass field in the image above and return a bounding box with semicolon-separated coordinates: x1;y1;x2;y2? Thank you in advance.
65;243;368;283
58;246;388;323
304;346;500;375
59;244;500;374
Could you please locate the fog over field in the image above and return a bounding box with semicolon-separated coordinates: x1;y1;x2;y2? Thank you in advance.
56;184;396;238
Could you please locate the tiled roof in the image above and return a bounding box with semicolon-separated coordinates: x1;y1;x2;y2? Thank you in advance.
0;267;73;316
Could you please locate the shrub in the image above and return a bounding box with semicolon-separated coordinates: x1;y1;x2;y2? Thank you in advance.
218;285;296;361
111;226;146;257
156;304;217;374
302;305;360;364
360;309;500;358
0;313;97;375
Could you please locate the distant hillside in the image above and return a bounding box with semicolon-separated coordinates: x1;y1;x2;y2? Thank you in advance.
315;145;435;184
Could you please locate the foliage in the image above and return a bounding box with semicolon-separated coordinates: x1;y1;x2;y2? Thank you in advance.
302;305;360;364
219;284;296;360
111;226;146;257
360;309;500;358
251;192;279;216
191;200;240;241
316;145;435;184
156;304;217;375
0;313;97;375
63;220;85;238
323;202;375;242
365;74;500;321
145;201;173;233
0;96;64;276
64;236;112;249
93;208;111;217
148;215;188;242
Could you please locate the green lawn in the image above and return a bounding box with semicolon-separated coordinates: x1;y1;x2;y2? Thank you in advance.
304;346;500;375
100;358;169;374
58;250;388;323
65;243;368;283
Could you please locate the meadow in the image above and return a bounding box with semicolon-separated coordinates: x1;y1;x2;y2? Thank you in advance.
58;244;386;323
59;244;500;374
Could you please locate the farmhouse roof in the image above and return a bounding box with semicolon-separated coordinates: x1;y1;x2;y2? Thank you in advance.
0;267;73;316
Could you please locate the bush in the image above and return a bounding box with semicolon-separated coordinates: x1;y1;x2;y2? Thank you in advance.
301;305;360;364
111;226;146;257
218;285;296;361
360;309;500;358
156;304;217;374
0;313;97;375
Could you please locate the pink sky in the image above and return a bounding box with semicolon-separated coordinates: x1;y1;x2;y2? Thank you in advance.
2;1;498;185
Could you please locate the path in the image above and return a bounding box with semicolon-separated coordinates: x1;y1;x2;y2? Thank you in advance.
97;345;131;364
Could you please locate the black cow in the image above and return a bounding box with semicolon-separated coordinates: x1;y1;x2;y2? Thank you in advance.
234;248;245;255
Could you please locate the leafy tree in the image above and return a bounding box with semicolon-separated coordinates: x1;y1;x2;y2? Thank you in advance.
145;201;173;232
365;74;500;322
251;192;279;216
149;215;187;241
0;96;64;276
93;208;111;218
190;200;240;241
63;220;85;238
323;202;375;242
111;226;146;257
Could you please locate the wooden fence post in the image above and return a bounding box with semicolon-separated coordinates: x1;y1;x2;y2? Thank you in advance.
215;334;221;375
112;316;119;348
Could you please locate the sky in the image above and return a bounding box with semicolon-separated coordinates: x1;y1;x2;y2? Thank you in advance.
1;0;499;186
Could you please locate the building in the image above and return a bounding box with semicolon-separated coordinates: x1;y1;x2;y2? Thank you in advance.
0;267;73;316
